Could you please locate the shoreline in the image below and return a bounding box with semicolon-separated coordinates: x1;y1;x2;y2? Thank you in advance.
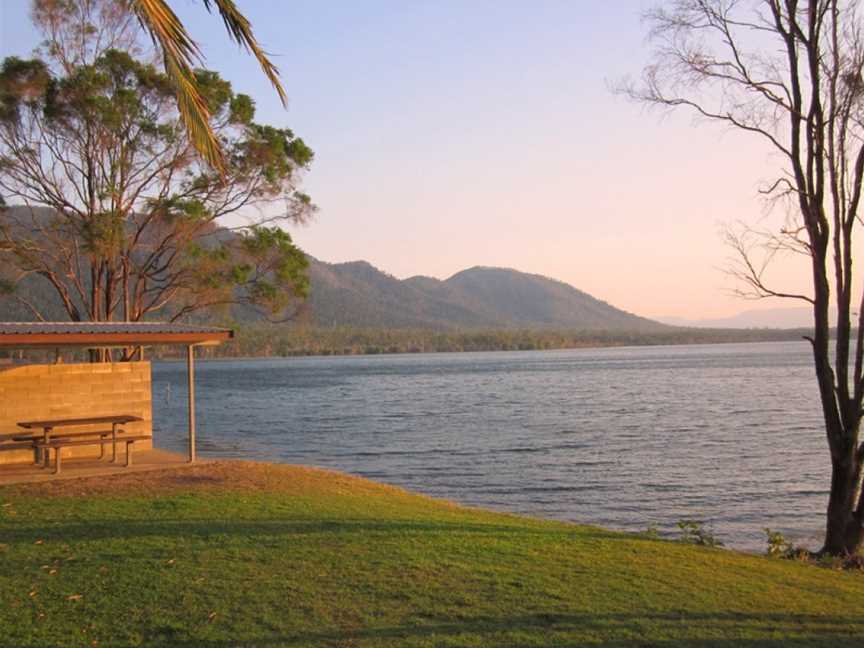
0;457;788;555
4;455;815;556
148;330;812;362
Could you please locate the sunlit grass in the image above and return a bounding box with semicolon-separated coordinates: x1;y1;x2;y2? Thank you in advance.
1;462;862;647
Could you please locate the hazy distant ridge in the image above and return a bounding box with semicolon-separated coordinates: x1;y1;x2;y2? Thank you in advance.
657;307;824;329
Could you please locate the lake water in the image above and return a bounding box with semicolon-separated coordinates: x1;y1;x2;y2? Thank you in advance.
152;341;828;553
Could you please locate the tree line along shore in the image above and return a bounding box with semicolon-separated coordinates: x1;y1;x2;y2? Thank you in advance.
146;325;813;359
0;325;815;363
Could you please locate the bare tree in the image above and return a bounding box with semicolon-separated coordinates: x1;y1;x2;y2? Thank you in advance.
31;0;144;72
624;0;864;555
0;2;314;332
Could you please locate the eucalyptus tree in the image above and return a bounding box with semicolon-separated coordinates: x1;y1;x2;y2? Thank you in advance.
30;0;286;171
625;0;864;555
0;5;314;326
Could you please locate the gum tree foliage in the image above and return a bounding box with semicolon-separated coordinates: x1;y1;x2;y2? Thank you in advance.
29;0;288;172
0;43;314;324
625;0;864;555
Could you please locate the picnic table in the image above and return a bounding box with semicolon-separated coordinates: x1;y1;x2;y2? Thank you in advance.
14;415;147;474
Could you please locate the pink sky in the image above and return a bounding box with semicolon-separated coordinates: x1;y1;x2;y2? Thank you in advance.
0;1;824;320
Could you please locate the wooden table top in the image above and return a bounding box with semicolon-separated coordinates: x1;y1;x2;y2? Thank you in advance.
17;415;143;429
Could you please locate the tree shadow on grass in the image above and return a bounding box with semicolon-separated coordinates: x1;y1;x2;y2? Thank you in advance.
151;611;864;648
4;518;861;647
0;517;635;546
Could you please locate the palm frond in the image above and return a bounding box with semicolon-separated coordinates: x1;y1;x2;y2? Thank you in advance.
132;0;288;171
133;0;225;171
202;0;288;107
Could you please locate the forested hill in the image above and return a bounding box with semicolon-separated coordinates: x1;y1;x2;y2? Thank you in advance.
304;258;667;331
0;244;665;332
0;203;660;330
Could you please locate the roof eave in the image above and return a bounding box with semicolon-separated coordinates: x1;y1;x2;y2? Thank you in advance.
0;330;234;349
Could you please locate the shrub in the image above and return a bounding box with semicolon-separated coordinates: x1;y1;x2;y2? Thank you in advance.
641;523;660;539
764;528;793;557
676;520;724;547
763;528;813;561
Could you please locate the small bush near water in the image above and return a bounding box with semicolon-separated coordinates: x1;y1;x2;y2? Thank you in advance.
763;528;864;571
765;528;799;559
676;520;724;547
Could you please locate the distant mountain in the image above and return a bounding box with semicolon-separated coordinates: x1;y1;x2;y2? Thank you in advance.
304;259;668;331
0;205;669;331
657;307;823;329
1;256;668;333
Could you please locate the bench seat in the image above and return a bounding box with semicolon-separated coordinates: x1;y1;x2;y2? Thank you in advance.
0;442;40;450
14;430;116;442
14;430;120;465
0;441;43;464
41;435;152;474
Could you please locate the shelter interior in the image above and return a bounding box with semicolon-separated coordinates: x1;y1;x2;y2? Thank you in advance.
0;322;232;479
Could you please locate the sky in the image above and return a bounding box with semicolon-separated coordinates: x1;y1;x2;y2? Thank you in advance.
0;0;816;320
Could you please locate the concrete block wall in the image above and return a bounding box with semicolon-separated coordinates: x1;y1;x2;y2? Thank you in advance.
0;361;152;465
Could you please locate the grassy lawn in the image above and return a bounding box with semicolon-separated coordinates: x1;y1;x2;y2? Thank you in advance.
1;462;863;647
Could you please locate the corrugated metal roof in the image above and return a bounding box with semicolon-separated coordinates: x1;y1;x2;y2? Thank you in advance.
0;322;233;347
0;322;230;335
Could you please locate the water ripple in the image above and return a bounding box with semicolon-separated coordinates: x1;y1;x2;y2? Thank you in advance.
152;341;827;553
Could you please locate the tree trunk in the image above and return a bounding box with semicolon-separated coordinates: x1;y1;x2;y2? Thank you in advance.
808;225;864;555
823;446;864;555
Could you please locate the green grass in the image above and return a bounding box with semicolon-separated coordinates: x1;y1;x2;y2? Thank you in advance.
1;464;863;647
